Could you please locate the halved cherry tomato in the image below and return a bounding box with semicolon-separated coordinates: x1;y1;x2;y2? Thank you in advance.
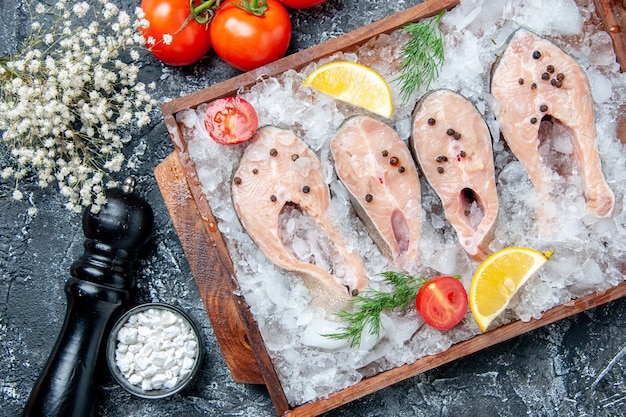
415;276;468;330
279;0;327;8
209;0;292;71
139;0;212;66
204;97;259;145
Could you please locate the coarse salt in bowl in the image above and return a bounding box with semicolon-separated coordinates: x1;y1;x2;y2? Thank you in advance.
106;303;203;399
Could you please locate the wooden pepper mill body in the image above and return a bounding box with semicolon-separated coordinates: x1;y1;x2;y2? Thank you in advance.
23;177;153;417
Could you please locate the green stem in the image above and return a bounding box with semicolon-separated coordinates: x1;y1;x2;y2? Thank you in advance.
173;0;218;34
0;59;24;81
239;0;268;17
192;0;219;24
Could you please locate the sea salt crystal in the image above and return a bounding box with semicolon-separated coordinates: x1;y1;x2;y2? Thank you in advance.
114;306;199;392
117;326;137;344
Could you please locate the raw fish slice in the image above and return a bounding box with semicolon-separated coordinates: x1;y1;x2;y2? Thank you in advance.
330;116;422;269
491;28;614;218
232;126;369;312
411;90;499;261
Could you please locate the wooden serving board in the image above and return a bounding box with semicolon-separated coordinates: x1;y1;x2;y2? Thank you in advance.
154;1;626;415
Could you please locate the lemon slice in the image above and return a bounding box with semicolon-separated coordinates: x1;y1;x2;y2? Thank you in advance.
469;247;553;332
303;61;393;118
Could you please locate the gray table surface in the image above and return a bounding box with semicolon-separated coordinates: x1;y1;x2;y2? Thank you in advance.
1;0;625;416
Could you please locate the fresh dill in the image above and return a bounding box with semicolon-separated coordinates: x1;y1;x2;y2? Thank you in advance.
396;10;446;103
323;272;431;348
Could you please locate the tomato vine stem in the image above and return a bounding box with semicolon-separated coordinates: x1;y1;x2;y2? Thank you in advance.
171;0;219;37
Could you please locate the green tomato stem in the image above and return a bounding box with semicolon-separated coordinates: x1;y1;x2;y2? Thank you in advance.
191;0;219;24
239;0;268;17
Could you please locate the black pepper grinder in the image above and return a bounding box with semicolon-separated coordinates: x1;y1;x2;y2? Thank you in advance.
23;176;154;417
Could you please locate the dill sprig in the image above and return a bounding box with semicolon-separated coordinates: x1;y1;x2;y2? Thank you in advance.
324;272;431;348
396;10;446;103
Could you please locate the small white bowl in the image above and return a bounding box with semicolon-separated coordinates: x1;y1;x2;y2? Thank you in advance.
106;303;203;399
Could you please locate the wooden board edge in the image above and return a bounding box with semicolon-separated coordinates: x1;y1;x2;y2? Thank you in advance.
154;153;292;414
284;282;626;416
593;0;626;71
154;153;264;384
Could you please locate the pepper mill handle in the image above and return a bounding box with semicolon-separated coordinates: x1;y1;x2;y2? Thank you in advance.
23;177;154;417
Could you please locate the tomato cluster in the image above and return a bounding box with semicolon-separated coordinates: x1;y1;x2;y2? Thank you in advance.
139;0;327;69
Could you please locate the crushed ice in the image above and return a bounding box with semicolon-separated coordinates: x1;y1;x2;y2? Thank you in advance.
179;0;625;407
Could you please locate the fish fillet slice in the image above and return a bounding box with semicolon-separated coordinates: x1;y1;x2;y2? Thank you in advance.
411;90;499;261
491;28;614;218
330;116;422;269
232;126;369;312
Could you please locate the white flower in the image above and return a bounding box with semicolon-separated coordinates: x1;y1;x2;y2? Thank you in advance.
118;11;131;27
103;2;119;19
162;34;173;45
1;0;156;213
1;167;14;179
12;189;24;201
72;2;90;18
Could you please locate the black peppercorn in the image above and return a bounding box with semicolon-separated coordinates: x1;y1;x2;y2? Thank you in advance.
382;150;388;157
437;166;444;174
556;73;565;81
270;195;277;202
291;154;299;161
460;150;466;158
518;78;524;85
269;148;277;157
531;82;537;90
540;104;548;112
428;118;436;126
551;79;557;86
365;194;373;202
541;72;550;80
252;168;258;175
436;155;448;163
533;50;541;59
446;128;455;136
233;176;242;185
530;117;538;124
547;65;555;73
398;166;405;173
555;80;562;88
389;156;399;166
453;132;461;140
302;185;310;193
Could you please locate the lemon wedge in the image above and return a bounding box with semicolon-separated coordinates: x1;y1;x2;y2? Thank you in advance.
302;61;393;118
469;247;553;332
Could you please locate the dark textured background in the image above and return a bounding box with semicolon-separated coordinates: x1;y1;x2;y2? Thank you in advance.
1;0;625;416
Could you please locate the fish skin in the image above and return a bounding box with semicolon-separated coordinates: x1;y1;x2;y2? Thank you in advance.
231;126;369;312
491;28;614;218
330;115;422;269
411;89;499;261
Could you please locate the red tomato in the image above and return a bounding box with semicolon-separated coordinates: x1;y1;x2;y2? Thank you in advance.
204;97;259;145
139;0;212;66
279;0;327;8
415;276;468;330
210;0;292;71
